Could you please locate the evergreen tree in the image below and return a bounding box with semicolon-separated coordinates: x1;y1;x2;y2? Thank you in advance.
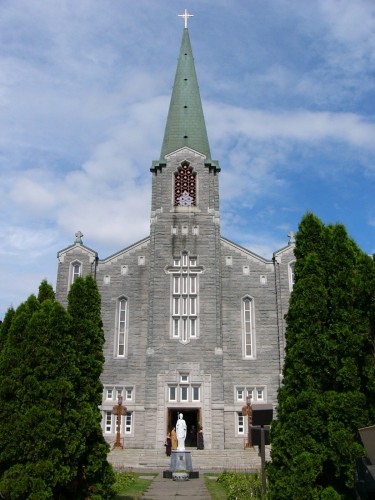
0;295;80;498
67;275;105;405
268;213;375;499
37;279;55;303
66;275;115;499
0;306;15;351
0;279;115;498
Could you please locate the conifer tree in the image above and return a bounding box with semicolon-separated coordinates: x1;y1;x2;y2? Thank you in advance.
37;279;55;303
267;213;375;499
0;293;79;498
0;306;15;351
66;275;115;499
67;275;105;405
0;279;115;499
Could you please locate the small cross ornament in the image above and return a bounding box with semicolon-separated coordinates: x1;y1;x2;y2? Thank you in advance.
75;231;83;244
178;9;194;29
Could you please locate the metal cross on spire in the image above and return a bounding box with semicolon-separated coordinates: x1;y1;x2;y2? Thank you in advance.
178;9;194;29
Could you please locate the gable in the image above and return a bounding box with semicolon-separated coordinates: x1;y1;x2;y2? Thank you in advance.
221;236;273;266
57;243;97;264
98;236;150;266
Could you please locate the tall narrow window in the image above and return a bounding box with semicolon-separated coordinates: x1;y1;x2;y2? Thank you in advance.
104;411;112;433
180;386;189;401
192;386;200;401
242;297;255;358
167;252;203;344
125;413;132;434
237;388;245;401
247;388;254;401
169;386;177;401
288;261;296;291
71;261;81;284
257;388;264;401
237;413;245;435
174;161;196;206
117;297;128;357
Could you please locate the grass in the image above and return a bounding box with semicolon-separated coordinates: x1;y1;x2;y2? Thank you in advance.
204;473;228;499
113;470;263;500
114;471;157;499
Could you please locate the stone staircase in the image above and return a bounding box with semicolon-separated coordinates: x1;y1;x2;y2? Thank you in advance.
108;447;270;472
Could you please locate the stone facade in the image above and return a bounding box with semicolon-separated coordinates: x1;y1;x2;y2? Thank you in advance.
55;27;296;450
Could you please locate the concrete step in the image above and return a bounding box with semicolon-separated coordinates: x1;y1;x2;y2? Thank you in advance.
108;447;270;472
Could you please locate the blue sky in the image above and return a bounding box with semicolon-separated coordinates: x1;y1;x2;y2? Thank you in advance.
1;0;374;317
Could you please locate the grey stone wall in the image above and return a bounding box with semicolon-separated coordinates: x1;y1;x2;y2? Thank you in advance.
98;238;150;449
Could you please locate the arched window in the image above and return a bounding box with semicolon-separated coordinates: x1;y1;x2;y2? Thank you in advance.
288;261;296;291
116;297;128;357
242;296;255;359
174;161;196;206
70;261;82;284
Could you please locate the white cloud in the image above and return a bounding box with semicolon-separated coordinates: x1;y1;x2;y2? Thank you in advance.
319;0;375;63
208;103;375;148
10;176;57;214
0;225;57;258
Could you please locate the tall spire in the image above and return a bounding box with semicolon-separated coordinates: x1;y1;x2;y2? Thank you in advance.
160;24;211;161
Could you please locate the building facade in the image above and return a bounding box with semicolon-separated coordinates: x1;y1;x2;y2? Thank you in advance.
56;26;295;450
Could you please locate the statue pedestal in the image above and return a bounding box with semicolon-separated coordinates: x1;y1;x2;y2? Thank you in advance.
163;451;199;479
171;450;193;471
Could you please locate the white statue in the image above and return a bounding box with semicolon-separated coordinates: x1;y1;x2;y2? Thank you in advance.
176;413;187;451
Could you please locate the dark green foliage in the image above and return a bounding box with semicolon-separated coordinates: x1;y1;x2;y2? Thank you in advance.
0;298;80;497
267;213;375;499
0;307;15;351
67;275;105;405
37;279;55;303
66;275;115;498
0;277;115;498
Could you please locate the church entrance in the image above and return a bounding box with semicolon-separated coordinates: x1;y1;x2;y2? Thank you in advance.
167;408;200;448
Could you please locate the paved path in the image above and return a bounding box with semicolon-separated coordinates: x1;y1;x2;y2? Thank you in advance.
141;473;211;499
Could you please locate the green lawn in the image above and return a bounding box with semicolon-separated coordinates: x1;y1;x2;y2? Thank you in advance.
114;471;157;499
204;473;228;499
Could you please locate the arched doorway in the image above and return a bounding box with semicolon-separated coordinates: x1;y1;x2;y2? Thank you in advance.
167;408;201;447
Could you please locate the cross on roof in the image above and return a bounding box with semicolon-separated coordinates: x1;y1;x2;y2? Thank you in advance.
75;230;83;243
178;9;194;29
288;231;296;244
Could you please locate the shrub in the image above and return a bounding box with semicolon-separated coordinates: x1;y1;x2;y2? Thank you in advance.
217;471;264;499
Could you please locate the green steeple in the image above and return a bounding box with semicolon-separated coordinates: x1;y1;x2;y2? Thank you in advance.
160;28;211;160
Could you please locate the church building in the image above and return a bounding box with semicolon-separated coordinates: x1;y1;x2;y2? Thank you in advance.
56;19;295;450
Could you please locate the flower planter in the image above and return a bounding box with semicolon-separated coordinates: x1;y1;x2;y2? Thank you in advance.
172;471;189;481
